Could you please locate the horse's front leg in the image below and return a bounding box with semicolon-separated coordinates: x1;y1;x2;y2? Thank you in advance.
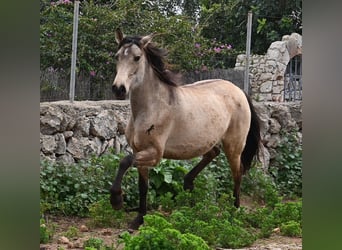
128;147;162;230
129;167;149;230
110;154;134;210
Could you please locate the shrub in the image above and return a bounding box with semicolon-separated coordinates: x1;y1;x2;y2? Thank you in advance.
40;160;111;216
280;220;302;237
83;237;105;250
88;195;128;228
269;130;302;197
63;225;79;238
40;218;55;244
119;214;210;250
169;192;256;248
242;166;281;207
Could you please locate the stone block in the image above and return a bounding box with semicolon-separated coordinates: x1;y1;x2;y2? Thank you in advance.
260;81;273;93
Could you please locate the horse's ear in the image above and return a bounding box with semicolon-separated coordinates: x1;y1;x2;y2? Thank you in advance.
141;32;157;47
115;28;124;44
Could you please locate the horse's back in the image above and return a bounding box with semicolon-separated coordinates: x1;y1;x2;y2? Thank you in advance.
163;79;250;159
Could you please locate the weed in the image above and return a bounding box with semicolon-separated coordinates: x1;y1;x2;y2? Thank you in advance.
88;195;128;228
280;220;302;237
83;237;105;249
269;129;302;197
40;218;55;244
119;214;210;250
63;226;79;238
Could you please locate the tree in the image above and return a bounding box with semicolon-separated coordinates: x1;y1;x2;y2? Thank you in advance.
198;0;302;54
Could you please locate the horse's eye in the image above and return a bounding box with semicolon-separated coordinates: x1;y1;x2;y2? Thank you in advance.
134;56;141;62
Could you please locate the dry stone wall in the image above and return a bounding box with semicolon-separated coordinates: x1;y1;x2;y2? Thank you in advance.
235;33;302;102
40;100;302;169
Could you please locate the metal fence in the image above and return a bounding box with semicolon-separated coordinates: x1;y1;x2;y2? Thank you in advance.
284;55;302;101
40;68;244;102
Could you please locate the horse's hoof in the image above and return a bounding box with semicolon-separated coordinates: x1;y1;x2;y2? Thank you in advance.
183;182;194;191
110;193;123;210
234;200;240;208
129;215;144;230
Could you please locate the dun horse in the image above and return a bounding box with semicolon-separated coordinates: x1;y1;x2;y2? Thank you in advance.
110;28;261;230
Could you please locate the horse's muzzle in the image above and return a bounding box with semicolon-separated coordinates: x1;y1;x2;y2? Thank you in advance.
112;85;126;100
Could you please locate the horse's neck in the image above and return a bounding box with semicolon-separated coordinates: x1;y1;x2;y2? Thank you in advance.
130;68;170;119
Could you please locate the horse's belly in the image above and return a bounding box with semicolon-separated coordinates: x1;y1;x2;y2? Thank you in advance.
163;136;220;160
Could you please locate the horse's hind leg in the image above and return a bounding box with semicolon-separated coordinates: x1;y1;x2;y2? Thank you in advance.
222;142;244;208
183;146;220;191
229;155;243;207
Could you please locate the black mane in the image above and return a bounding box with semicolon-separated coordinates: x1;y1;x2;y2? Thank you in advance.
118;35;179;88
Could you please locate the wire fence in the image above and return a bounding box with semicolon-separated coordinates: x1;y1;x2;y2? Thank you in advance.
40;68;244;102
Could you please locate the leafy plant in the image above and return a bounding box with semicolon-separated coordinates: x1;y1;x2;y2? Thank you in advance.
168;192;256;248
40;218;55;244
83;237;105;250
63;226;79;239
280;220;302;237
119;214;210;250
88;195;128;228
243;166;281;207
269;130;302;197
40;160;111;216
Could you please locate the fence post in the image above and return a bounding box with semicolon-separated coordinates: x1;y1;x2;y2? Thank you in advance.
69;1;80;103
244;11;252;94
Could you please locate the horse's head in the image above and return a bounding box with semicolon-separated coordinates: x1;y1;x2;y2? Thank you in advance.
112;28;154;100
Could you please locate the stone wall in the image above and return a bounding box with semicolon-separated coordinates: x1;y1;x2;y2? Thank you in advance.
40;100;302;169
235;33;302;102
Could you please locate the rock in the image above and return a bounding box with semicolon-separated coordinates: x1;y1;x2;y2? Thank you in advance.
41;135;57;154
58;236;70;244
63;131;73;139
40;106;64;135
101;229;112;236
266;134;281;148
74;118;90;137
67;137;88;160
260;81;273;93
269;118;281;134
55;133;66;155
90;110;118;139
56;153;74;164
79;225;89;232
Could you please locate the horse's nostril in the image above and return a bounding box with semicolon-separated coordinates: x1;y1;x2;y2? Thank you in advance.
119;85;126;93
112;85;126;99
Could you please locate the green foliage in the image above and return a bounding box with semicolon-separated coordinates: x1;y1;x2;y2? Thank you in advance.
269;130;302;197
280;220;302;237
40;218;55;244
40;160;112;216
245;200;302;238
83;237;106;250
63;225;79;238
40;136;302;248
119;214;210;250
149;158;191;208
88;195;128;228
199;0;302;54
168;193;256;248
243;166;281;207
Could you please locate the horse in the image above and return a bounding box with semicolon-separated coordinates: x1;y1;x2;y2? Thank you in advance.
110;28;261;230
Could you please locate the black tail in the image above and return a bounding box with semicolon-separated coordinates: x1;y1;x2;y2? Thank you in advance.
241;93;261;174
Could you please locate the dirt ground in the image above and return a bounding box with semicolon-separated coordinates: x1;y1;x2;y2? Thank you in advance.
40;215;302;250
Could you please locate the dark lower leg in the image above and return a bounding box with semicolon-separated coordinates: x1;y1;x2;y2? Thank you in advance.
232;164;243;207
129;167;149;230
233;174;242;207
183;146;220;191
110;154;134;210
